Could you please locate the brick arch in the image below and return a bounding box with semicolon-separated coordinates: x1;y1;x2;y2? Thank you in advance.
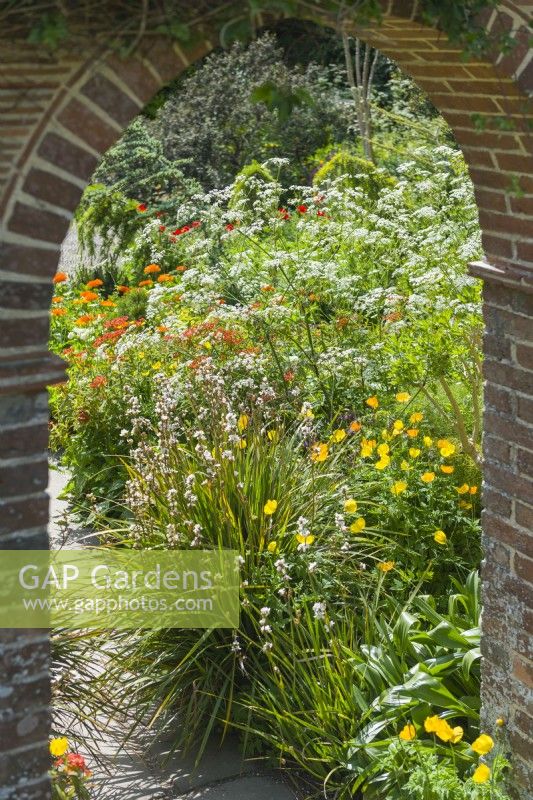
0;2;532;798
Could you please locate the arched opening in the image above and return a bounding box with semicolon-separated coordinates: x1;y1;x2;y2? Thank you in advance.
1;3;532;799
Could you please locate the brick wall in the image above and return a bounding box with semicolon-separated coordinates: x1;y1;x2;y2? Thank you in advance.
0;1;532;798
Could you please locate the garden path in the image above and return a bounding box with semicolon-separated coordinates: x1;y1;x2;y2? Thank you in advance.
48;464;298;800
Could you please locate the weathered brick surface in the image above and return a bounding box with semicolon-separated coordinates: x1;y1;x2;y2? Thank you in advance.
0;2;532;799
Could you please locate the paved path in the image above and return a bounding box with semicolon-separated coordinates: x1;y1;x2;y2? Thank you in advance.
47;462;298;800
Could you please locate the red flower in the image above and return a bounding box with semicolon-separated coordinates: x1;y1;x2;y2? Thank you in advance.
137;203;148;212
297;204;308;213
225;223;235;231
90;376;107;389
278;208;290;220
159;225;166;232
191;220;201;228
283;370;295;382
317;210;327;217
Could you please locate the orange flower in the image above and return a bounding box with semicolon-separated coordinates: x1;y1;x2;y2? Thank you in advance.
52;272;68;284
144;264;160;274
366;395;379;409
90;375;107;388
75;314;94;326
157;325;168;333
52;296;63;304
51;307;66;316
157;273;173;283
441;465;454;474
138;279;153;287
80;291;99;302
117;285;130;294
406;428;419;438
349;420;361;433
86;279;103;288
176;265;187;272
100;300;116;308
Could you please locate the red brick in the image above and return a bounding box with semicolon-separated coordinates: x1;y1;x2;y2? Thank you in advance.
510;195;533;217
81;72;141;127
8;202;70;245
0;316;50;349
516;344;533;371
484;382;514;414
474;186;508;214
22;168;82;213
37;132;98;182
464;148;495;169
516;501;533;531
484;433;512;463
515;552;533;586
0;280;53;311
482;486;512;517
513;656;533;690
481;231;514;260
516;240;533;263
57;97;119;154
430;92;501;114
484;359;533;394
0;424;48;459
104;53;161;104
0;494;49;537
0;459;49;498
484;460;533;507
517;447;533;475
140;36;189;83
483;511;533;558
478;209;533;237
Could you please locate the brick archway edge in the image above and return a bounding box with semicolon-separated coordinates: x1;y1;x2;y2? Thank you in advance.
0;2;532;798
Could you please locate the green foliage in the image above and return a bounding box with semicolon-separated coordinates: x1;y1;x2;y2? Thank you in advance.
155;34;352;189
313;150;396;197
27;11;68;49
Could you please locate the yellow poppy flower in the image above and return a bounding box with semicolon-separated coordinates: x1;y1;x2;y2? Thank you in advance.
396;392;411;403
391;481;407;495
344;499;358;514
451;726;464;743
423;436;433;447
331;429;346;443
264;499;278;515
377;560;395;572
470;485;478;495
296;533;315;546
441;465;454;474
377;443;390;456
311;442;329;463
350;518;366;534
375;456;390;470
393;420;404;432
238;438;247;449
409;448;421;458
237;414;249;432
410;412;423;424
361;438;377;457
421;472;435;483
267;541;278;553
471;734;494;755
472;764;491;784
49;737;69;757
434;530;447;545
400;460;411;471
399;723;416;741
456;483;470;494
267;429;278;442
366;395;379;409
439;440;456;458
